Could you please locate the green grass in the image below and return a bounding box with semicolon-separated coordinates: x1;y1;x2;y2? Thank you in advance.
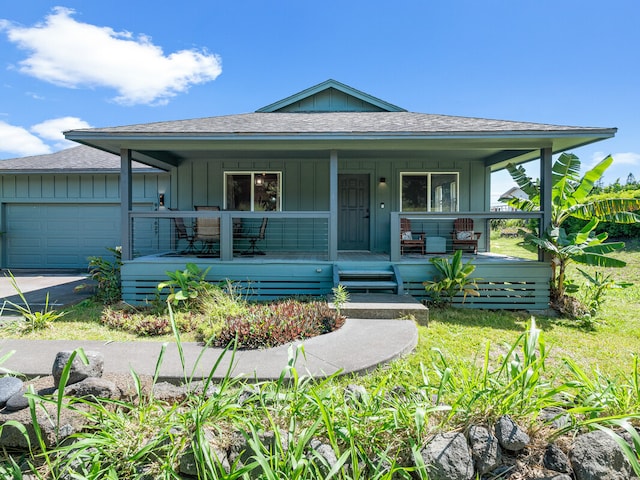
6;236;640;380
2;240;640;477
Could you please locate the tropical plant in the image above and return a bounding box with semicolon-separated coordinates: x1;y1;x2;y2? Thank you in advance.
504;153;640;300
331;283;350;315
575;267;633;320
87;246;122;304
157;263;212;307
0;271;66;334
423;249;480;305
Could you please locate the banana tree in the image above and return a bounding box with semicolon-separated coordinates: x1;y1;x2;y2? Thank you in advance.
504;153;640;298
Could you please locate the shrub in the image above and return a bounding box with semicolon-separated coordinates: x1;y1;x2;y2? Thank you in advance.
101;303;201;336
88;246;122;304
157;263;212;308
195;281;249;341
206;299;345;349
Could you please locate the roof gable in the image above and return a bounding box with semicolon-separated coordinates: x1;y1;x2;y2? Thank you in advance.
256;79;406;113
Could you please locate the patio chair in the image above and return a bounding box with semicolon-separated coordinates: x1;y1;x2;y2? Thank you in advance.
242;217;268;255
400;218;425;255
194;205;220;254
170;209;196;253
452;217;481;254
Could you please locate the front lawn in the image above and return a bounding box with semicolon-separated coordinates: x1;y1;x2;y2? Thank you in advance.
1;239;639;477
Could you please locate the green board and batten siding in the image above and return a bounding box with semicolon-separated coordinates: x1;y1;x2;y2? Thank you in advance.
172;156;488;254
0;172;169;269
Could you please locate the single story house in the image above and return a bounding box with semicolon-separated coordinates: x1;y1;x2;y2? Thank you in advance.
4;79;617;308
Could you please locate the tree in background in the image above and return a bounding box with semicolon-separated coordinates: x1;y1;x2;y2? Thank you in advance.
502;153;640;307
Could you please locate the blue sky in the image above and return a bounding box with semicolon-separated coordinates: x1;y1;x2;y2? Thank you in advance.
1;1;638;203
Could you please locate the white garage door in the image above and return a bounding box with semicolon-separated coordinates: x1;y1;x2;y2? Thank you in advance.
5;204;121;269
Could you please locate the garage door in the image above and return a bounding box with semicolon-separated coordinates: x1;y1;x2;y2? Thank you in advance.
5;204;121;269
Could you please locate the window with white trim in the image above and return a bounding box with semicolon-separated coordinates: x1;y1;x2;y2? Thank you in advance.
224;172;281;211
400;172;458;212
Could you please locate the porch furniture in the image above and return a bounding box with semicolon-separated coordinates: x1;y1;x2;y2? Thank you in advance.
425;236;447;254
242;217;268;255
400;218;425;255
452;218;481;254
194;205;220;254
170;210;196;253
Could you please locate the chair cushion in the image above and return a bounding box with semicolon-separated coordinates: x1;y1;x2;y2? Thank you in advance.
456;231;474;241
402;231;413;241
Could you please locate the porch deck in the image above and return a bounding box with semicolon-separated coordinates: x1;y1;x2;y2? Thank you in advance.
122;250;551;310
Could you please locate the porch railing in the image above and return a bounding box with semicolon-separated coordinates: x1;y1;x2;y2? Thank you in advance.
129;210;332;261
390;211;545;262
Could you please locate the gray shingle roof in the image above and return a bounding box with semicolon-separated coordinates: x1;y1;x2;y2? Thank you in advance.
69;112;602;136
0;145;156;172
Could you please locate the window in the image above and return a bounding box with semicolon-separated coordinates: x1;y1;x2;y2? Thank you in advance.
401;173;458;212
224;172;281;211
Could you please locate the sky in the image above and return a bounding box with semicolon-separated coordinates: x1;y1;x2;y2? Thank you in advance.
1;1;639;204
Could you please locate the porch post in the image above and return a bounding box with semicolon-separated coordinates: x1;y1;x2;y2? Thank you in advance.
219;214;233;261
390;212;400;262
539;147;553;262
120;149;133;261
329;150;338;261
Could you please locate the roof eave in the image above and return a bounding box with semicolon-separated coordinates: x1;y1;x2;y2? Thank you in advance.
65;128;617;143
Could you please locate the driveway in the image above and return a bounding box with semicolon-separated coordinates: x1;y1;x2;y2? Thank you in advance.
0;270;95;314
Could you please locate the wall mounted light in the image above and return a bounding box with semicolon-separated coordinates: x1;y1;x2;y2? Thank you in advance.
255;175;264;186
379;177;386;185
158;193;165;207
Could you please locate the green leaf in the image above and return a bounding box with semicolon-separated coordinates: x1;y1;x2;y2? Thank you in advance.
506;163;540;200
573;154;613;202
571;252;627;268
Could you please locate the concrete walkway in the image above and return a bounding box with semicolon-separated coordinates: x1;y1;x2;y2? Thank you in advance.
0;272;419;382
0;318;418;382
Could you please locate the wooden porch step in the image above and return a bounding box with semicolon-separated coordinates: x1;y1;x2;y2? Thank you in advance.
334;264;403;295
338;270;395;278
340;280;398;290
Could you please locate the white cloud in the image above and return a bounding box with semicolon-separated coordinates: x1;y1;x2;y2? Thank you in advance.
0;121;52;157
590;150;640;166
1;7;222;105
31;116;92;149
610;152;640;166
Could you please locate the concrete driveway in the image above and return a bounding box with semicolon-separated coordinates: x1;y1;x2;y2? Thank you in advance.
0;270;95;313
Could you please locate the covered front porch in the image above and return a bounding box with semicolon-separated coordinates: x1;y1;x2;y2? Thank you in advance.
123;209;550;310
62;79;615;312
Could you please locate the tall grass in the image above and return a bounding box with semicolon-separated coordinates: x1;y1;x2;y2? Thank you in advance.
3;239;640;477
2;308;639;478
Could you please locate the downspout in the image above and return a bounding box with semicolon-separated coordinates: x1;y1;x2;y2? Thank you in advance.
120;149;133;261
